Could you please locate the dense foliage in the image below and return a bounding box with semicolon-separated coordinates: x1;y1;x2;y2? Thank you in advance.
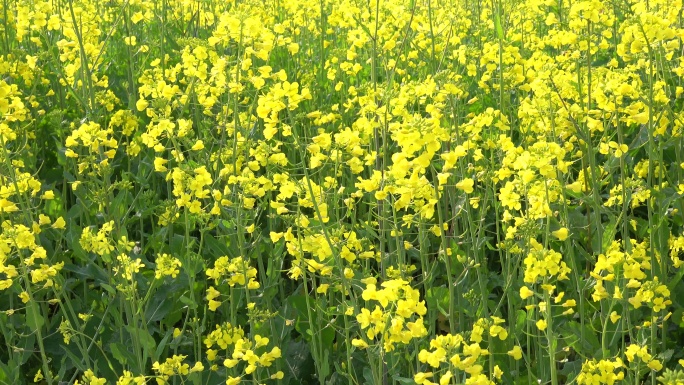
1;0;684;384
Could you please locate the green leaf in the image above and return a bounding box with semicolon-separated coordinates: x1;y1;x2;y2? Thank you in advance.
170;234;191;256
111;190;133;225
667;267;684;292
65;222;88;263
321;326;335;349
494;10;505;40
558;359;583;380
100;283;117;295
514;309;527;335
125;325;156;358
146;290;175;322
154;330;173;362
284;340;314;384
426;286;450;316
0;361;8;383
26;301;44;330
288;294;313;340
179;295;198;309
187;371;203;385
393;377;416;385
62;346;87;372
596;215;616;253
204;234;231;259
363;366;375;385
562;321;600;357
319;348;331;382
16;333;35;365
110;342;131;365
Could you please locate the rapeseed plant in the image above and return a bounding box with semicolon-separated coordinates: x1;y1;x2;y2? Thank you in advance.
2;0;684;384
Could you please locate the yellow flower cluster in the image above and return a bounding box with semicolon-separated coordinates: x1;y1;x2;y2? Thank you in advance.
64;122;119;173
169;165;213;213
151;354;203;384
0;79;28;124
154;253;182;280
0;222;59;292
204;322;282;382
625;344;663;371
576;358;625;385
414;317;511;385
628;278;672;312
80;221;116;257
257;80;312;140
0;166;42;214
114;253;144;282
522;239;571;284
353;277;427;352
3;0;684;382
114;370;146;385
205;256;259;311
589;240;672;311
669;233;684;268
275;220;377;281
74;369;106;385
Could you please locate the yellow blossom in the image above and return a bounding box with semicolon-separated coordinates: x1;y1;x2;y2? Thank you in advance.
536;319;547;331
552;227;569;241
455;178;475;194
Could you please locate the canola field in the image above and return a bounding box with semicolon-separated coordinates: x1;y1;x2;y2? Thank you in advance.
2;0;684;384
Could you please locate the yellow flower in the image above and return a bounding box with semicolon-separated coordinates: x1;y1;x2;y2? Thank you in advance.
154;253;181;279
609;311;621;324
52;217;66;229
414;372;433;385
135;99;148;111
455;178;475;194
356;308;372;329
562;299;576;308
552;227;569;241
352;339;369;349
271;371;284;380
536;319;547;331
154;157;168;172
47;15;60;30
223;358;240;368
439;372;452;385
131;12;144;24
520;286;535;299
648;359;662;371
625;344;644;362
507;346;523;360
41;190;55;200
39;214;51;225
0;199;18;213
493;365;503;380
489;324;508;340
